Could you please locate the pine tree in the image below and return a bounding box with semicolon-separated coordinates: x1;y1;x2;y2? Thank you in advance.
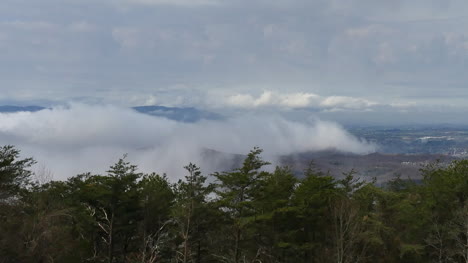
173;163;214;263
213;147;270;263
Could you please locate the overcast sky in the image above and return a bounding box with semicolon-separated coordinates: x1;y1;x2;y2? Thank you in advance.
2;0;468;122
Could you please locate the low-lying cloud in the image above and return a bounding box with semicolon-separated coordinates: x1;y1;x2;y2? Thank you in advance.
0;104;375;181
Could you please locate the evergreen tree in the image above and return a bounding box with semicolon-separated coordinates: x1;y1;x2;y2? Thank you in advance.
213;147;270;263
136;173;175;262
291;162;337;262
0;145;35;200
67;157;142;263
0;146;36;262
172;163;214;263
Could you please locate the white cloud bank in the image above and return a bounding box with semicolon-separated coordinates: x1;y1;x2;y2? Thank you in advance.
224;90;379;111
0;104;375;180
226;91;320;108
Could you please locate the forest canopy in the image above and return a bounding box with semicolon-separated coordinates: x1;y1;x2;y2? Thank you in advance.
0;145;467;263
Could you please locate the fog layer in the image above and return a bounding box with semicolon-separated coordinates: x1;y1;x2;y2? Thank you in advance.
0;104;375;180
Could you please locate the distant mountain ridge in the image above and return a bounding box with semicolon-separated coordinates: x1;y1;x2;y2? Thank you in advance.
0;105;45;113
132;105;223;122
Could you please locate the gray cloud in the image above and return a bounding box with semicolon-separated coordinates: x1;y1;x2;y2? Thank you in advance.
1;0;468;117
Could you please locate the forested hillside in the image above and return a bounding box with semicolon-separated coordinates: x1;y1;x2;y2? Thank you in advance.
0;145;467;263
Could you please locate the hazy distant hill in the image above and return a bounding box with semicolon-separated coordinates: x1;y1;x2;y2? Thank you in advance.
0;105;222;123
279;150;456;184
0;105;45;113
132;105;223;122
201;148;456;184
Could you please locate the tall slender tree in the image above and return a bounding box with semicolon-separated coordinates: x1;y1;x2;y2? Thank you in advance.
213;147;270;263
173;163;214;263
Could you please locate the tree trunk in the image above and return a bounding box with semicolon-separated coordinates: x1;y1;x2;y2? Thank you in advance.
183;200;193;263
234;227;241;263
108;212;114;263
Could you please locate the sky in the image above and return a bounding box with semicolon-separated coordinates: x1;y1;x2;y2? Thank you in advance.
2;0;468;178
1;0;468;123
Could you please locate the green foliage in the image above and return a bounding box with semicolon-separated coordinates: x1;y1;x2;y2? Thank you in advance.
212;147;272;262
0;145;36;200
172;163;216;262
1;145;468;263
